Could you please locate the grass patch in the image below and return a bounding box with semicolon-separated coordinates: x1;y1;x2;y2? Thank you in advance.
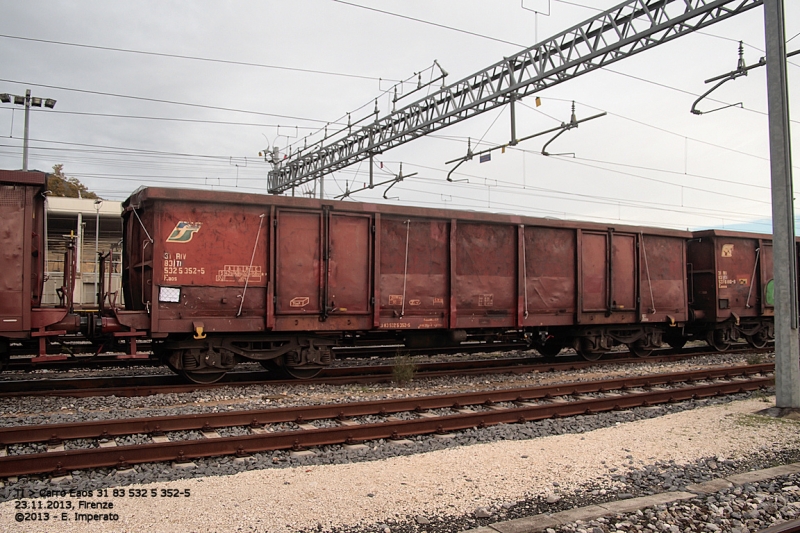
735;413;800;428
392;353;417;385
746;353;766;365
748;390;773;403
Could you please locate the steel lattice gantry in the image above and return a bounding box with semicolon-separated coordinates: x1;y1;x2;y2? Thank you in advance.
268;0;763;193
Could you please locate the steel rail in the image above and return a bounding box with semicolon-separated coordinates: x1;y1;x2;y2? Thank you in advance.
0;345;757;398
0;373;771;476
0;354;552;397
0;345;772;398
0;363;772;443
268;0;763;192
759;519;800;533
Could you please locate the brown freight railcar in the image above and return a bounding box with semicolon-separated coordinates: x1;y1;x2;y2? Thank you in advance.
115;187;691;382
0;169;79;367
686;230;775;350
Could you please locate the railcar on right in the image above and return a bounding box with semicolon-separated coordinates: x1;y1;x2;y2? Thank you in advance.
684;230;774;351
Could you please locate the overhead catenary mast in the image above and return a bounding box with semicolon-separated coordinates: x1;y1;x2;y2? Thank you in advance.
267;0;763;194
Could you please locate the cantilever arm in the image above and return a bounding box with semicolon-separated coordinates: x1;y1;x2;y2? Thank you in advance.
691;42;766;115
690;72;749;115
446;158;471;182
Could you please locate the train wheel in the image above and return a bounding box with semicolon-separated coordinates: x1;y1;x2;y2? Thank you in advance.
0;338;9;371
576;348;604;361
258;360;277;371
745;330;769;349
665;336;687;350
706;330;731;352
535;343;563;358
259;358;323;379
628;343;653;358
180;370;228;384
283;366;324;379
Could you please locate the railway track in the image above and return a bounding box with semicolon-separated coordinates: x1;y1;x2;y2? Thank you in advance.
0;345;768;398
0;364;773;478
761;519;800;533
4;342;529;371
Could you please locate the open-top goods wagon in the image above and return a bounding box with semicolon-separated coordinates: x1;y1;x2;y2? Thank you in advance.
112;186;692;382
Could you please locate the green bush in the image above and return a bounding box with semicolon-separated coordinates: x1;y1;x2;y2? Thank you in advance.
392;354;417;385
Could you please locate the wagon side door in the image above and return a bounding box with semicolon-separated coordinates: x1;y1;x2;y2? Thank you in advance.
327;212;372;315
378;217;449;328
274;208;372;329
578;230;637;324
454;222;516;328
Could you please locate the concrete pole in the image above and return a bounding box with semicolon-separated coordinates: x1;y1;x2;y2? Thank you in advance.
764;0;800;409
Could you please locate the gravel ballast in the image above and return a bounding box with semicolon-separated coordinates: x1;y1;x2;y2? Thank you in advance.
1;394;798;533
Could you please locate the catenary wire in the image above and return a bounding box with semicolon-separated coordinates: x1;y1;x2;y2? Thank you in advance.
330;0;522;48
0;34;396;83
0;77;329;123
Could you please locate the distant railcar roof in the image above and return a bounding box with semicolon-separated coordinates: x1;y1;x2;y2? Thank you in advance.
691;229;773;240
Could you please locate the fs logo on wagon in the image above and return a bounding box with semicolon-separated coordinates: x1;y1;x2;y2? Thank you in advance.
167;221;203;243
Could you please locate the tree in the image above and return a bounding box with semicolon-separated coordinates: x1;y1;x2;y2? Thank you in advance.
47;164;100;199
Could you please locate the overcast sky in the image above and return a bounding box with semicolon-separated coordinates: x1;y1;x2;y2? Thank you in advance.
1;0;797;232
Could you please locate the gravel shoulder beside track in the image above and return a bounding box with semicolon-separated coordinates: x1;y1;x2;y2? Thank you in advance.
2;394;798;533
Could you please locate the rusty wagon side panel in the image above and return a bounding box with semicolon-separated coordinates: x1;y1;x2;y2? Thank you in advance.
123;195;270;335
119;187;692;351
639;234;689;324
688;230;773;323
521;226;576;327
0;171;47;337
379;216;449;330
0;170;78;360
454;222;517;329
274;208;373;332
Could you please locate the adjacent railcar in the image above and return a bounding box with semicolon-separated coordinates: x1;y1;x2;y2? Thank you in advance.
115;186;691;382
0;170;79;368
686;230;775;350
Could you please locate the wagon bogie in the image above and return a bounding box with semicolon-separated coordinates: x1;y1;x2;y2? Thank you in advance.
706;327;734;352
156;333;336;381
569;325;667;361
